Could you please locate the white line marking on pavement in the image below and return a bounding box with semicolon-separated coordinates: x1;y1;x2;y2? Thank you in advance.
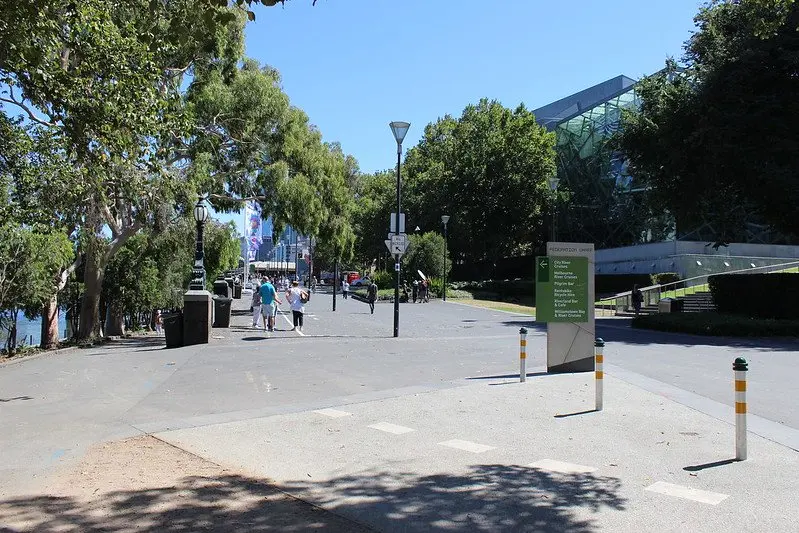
368;422;415;435
438;439;495;454
645;481;729;505
314;408;352;418
528;459;598;474
278;308;305;336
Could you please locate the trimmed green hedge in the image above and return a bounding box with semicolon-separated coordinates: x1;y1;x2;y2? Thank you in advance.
632;312;799;337
709;273;799;319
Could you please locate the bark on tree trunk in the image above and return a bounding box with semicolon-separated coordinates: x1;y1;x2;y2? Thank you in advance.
40;293;60;349
78;249;104;340
104;303;124;337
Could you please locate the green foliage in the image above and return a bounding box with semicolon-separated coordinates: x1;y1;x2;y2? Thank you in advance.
651;273;681;286
402;232;450;286
451;279;535;304
615;1;799;243
0;225;73;353
403;99;557;266
370;270;394;288
709;273;799;319
632;312;799;337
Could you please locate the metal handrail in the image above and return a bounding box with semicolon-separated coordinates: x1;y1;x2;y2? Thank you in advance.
596;259;799;315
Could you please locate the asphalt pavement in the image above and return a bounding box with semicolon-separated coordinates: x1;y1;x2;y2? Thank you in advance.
1;292;797;531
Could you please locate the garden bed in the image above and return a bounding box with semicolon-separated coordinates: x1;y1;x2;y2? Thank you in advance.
631;312;799;337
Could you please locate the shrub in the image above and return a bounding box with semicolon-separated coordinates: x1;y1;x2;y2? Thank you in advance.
650;272;681;286
632;312;799;337
709;273;799;319
370;270;394;288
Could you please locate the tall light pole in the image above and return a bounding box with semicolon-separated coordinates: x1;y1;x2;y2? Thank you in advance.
389;121;410;338
189;195;209;290
441;215;450;301
184;194;212;346
548;176;560;242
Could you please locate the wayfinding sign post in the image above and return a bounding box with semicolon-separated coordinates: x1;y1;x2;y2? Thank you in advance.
536;243;595;373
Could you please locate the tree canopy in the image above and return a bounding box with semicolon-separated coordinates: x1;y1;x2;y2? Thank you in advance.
615;0;799;244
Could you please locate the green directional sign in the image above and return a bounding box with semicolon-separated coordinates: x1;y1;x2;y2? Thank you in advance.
536;256;589;322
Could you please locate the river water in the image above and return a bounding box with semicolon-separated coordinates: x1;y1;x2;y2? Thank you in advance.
1;311;68;348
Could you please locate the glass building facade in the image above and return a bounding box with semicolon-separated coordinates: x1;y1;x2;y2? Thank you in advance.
534;75;666;248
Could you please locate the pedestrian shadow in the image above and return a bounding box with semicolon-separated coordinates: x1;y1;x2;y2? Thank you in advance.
0;465;626;533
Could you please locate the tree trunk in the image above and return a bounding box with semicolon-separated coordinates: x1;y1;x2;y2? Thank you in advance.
104;304;124;337
40;293;60;349
78;248;105;340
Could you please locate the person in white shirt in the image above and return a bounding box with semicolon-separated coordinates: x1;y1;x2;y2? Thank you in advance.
250;278;262;327
342;278;350;299
286;280;308;332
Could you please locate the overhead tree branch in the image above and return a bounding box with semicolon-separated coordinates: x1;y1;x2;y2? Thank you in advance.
0;93;55;127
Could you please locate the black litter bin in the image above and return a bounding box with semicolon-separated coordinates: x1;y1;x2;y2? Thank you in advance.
233;284;242;299
214;278;231;298
225;277;234;295
213;296;232;328
163;311;184;348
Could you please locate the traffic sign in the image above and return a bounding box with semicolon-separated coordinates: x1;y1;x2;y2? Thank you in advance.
390;234;408;255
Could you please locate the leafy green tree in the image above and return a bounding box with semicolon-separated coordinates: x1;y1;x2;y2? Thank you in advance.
0;226;72;354
403;99;557;275
350;170;396;270
616;0;799;243
402;232;450;288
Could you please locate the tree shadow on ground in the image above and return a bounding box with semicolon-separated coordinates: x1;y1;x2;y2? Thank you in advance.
0;465;626;533
0;474;371;533
281;464;626;532
0;464;626;532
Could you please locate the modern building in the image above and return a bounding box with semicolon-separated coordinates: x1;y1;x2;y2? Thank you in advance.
534;75;652;249
534;75;799;278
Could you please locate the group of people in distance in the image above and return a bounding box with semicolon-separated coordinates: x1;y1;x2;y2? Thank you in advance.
411;279;430;303
250;276;309;332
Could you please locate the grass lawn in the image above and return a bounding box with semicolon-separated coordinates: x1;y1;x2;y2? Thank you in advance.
455;298;535;315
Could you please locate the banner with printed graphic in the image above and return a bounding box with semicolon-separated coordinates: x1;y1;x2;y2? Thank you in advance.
245;201;262;261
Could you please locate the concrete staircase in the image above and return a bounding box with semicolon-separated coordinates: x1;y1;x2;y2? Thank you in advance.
678;291;716;313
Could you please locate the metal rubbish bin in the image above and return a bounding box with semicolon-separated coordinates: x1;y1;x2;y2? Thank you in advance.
658;298;684;313
163;311;184;348
233;284;242;299
214;278;231;298
213;296;232;328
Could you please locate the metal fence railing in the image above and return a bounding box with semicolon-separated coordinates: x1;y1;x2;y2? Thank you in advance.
596;260;799;317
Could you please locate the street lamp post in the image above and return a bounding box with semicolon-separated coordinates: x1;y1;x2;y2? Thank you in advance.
441;215;450;301
548;176;560;242
188;196;209;290
389;121;410;338
184;194;212;346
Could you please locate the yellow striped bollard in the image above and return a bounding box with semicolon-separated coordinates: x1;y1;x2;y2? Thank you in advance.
519;328;528;382
734;357;748;460
595;338;605;411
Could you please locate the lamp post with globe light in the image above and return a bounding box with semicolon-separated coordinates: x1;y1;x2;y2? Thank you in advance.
389;121;410;338
183;194;213;346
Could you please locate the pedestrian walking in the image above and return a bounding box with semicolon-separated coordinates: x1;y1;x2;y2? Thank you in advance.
154;310;163;334
260;277;283;332
412;281;418;303
631;284;643;316
251;278;263;327
342;278;349;299
286;280;309;332
367;280;378;314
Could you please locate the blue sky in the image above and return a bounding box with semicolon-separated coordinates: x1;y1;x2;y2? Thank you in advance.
217;0;703;231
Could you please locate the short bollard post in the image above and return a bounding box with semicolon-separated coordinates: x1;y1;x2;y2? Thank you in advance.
519;328;528;382
733;357;748;460
595;338;605;411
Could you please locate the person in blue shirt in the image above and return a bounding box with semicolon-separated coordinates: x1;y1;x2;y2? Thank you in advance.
259;277;283;331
